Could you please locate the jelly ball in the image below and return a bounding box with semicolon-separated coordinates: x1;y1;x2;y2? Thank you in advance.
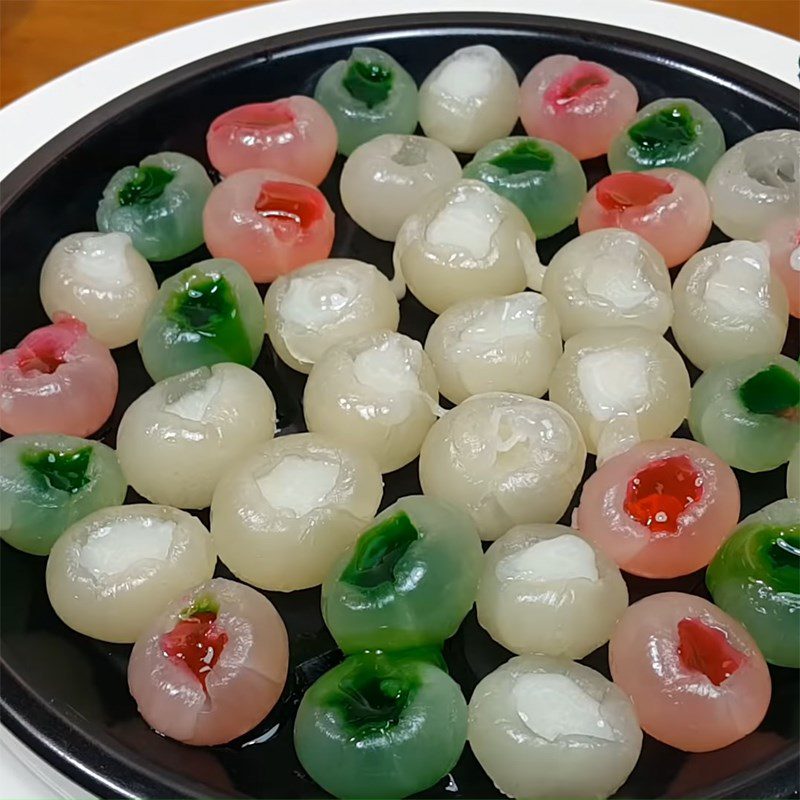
707;129;800;240
463;136;587;238
128;578;289;746
314;47;418;156
548;326;690;460
763;216;800;318
0;316;118;437
138;258;263;382
46;504;216;643
672;240;789;371
393;179;541;314
476;524;628;659
419;392;586;540
789;445;800;499
688;353;799;472
468;655;642;800
418;45;519;154
96;151;212;262
340;134;461;241
543;228;673;338
211;433;383;591
609;592;771;752
578;168;712;268
520;55;638;161
322;495;482;653
304;330;439;473
39;232;157;349
0;435;126;556
117;363;276;510
707;498;799;668
424;292;562;403
206;96;337;184
203;168;335;282
577;439;740;579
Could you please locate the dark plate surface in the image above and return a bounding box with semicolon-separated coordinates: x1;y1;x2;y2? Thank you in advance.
1;12;798;800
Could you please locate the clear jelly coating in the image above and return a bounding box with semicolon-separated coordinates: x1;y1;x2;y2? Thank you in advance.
609;592;771;752
46;504;216;643
203;168;335;282
39;231;158;348
520;55;639;161
468;655;642;800
211;432;383;591
0;315;118;437
116;363;277;509
128;578;289;746
419;392;586;540
763;215;800;318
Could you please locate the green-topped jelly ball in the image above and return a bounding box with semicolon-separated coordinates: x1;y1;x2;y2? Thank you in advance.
707;498;799;667
607;98;725;180
314;47;418;156
138;258;263;382
462;136;586;238
294;650;467;799
0;435;126;555
322;495;483;653
97;151;212;261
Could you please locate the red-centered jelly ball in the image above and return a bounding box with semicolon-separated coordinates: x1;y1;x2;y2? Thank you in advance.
596;172;673;211
255;180;326;239
544;63;609;110
162;611;228;690
677;617;745;686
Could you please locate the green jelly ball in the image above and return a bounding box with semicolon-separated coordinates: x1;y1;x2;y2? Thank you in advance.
97;151;212;261
294;650;467;799
0;435;127;555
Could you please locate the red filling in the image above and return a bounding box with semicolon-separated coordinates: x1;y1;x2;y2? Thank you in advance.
677;618;745;686
255;180;325;239
4;315;85;376
623;455;703;534
161;612;228;690
544;63;610;109
215;100;295;132
596;173;674;211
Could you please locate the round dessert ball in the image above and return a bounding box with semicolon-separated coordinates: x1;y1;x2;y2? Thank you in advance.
763;215;800;318
788;446;800;499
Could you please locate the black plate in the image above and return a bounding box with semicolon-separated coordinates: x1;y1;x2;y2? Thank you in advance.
1;12;798;800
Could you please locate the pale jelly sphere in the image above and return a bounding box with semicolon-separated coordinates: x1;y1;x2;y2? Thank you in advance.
763;216;800;318
789;445;800;499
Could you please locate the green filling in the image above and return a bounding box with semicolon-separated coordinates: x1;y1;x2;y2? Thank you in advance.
489;140;555;173
118;165;174;207
21;446;93;494
756;525;800;594
739;364;800;416
180;594;220;619
628;104;697;153
342;60;394;108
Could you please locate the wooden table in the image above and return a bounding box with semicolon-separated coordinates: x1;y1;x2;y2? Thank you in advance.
1;0;798;106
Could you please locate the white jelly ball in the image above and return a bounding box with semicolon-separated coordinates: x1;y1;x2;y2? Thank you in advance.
788;445;800;500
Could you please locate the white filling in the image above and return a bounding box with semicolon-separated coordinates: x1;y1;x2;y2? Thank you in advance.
459;296;541;345
578;348;649;421
79;517;175;577
426;192;501;260
67;232;133;285
791;247;800;272
353;338;420;393
496;534;599;582
431;46;498;101
280;274;359;330
703;248;769;316
583;239;654;311
257;455;340;516
164;372;224;422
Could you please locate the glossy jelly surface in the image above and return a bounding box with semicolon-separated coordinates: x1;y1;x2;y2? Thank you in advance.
764;215;800;318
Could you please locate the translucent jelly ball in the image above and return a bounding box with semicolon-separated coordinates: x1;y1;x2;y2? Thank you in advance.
393;180;541;314
211;433;383;591
542;228;673;338
96;151;212;262
418;45;519;154
476;524;628;659
689;353;800;473
707;498;799;668
138;258;263;382
128;578;289;746
548;326;690;460
322;495;482;653
672;240;789;371
463;136;587;238
764;216;800;317
419;392;586;540
578;168;712;268
424;292;562;403
304;330;439;473
577;439;740;578
39;232;157;348
0;435;126;556
609;593;771;752
789;446;800;499
295;651;467;800
314;47;418;156
0;316;118;437
340;134;461;241
117;363;276;509
46;504;216;643
707;129;800;240
520;55;638;161
203;168;335;282
468;655;642;800
206;96;337;184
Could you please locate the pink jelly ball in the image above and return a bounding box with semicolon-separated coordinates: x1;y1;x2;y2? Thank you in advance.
609;592;771;753
520;55;639;161
576;439;739;578
579;168;712;267
206;96;338;185
763;216;800;318
203;168;335;283
0;315;118;437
